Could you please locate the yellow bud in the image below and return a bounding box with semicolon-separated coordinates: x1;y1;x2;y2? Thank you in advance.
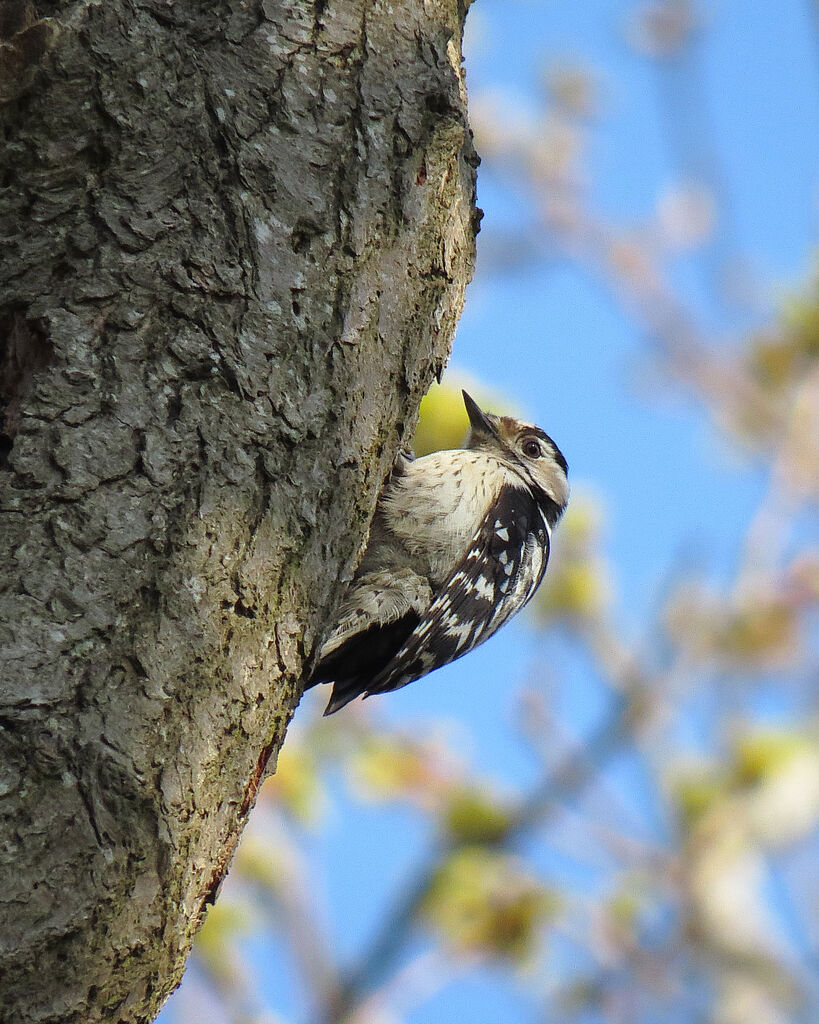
445;786;512;844
734;731;808;785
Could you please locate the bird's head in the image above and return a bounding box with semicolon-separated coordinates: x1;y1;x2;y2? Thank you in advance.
462;390;569;522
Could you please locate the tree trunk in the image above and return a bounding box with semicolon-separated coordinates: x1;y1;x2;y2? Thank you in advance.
0;1;478;1021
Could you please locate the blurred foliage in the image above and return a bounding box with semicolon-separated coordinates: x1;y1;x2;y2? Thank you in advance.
533;496;611;625
350;729;460;809
666;583;801;669
265;742;326;826
195;900;253;987
749;267;819;398
413;380;517;456
443;785;513;846
421;847;560;960
413;382;471;456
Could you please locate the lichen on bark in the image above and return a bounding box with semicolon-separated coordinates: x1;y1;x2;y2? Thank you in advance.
0;1;478;1021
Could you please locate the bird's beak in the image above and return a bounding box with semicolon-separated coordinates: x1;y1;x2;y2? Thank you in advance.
462;390;496;438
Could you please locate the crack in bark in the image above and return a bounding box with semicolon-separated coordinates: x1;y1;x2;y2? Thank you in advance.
0;307;55;469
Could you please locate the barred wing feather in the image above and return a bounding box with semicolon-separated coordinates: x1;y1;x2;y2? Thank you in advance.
365;485;551;697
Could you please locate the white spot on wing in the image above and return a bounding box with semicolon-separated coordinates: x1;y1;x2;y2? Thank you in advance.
472;575;495;600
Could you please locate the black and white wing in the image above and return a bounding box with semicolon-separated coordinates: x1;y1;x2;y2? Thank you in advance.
308;568;432;715
363;484;551;699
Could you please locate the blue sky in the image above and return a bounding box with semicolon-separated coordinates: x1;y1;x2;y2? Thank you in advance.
160;3;818;1022
461;0;819;629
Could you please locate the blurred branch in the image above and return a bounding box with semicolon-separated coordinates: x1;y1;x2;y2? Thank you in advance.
253;871;340;1014
345;949;476;1024
318;680;649;1024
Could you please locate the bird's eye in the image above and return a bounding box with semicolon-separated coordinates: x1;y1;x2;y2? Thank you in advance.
522;438;542;459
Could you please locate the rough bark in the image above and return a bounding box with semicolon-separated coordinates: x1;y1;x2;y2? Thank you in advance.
0;1;478;1021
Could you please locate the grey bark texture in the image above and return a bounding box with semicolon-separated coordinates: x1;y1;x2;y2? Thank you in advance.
0;1;478;1021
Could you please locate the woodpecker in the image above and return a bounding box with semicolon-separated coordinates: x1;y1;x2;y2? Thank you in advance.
308;391;569;715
